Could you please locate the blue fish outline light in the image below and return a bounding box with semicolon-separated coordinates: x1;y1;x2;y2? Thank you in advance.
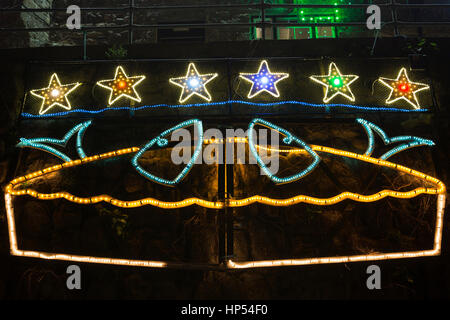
131;119;204;186
15;118;435;186
239;60;289;99
17;121;92;162
248;118;321;185
356;118;435;160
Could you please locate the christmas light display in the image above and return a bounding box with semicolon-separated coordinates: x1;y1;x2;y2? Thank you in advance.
356;118;435;160
30;73;81;115
378;67;430;109
96;66;146;105
12;118;438;193
131;119;204;186
248;118;320;184
169;63;218;103
4;141;446;268
310;62;359;103
6;118;445;268
17;121;92;162
239;60;289;98
5;140;445;208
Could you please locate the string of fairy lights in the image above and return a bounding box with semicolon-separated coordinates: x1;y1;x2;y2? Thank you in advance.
26;62;432;116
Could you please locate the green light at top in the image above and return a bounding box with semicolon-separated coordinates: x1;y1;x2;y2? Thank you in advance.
252;0;365;40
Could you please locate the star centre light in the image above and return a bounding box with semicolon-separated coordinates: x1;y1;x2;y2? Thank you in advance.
189;78;200;88
260;76;269;85
332;77;343;87
118;80;128;89
398;83;410;93
51;89;60;97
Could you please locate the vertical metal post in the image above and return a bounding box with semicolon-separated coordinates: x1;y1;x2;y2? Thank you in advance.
83;30;87;60
225;140;234;262
226;59;233;116
129;0;134;45
218;130;235;264
261;0;266;40
218;136;226;264
391;0;399;37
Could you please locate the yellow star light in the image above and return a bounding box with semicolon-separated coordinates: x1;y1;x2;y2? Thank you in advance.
378;67;430;109
310;62;359;103
97;66;146;105
30;73;81;115
169;63;218;103
239;60;289;99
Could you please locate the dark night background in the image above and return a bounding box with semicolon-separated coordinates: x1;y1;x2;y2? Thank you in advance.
0;0;449;300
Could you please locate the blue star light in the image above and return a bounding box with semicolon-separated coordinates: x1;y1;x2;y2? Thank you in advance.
239;60;289;99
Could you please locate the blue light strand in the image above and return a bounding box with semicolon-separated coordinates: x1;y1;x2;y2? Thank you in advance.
356;118;435;160
21;100;429;118
248;118;321;185
131;119;204;186
17;120;92;162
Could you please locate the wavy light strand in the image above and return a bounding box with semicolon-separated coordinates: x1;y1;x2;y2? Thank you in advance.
21;100;429;118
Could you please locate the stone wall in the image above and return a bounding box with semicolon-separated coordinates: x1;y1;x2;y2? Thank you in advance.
47;0;253;46
21;0;53;47
2;1;450;48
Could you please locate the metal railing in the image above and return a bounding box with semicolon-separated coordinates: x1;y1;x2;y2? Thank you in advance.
1;1;450;47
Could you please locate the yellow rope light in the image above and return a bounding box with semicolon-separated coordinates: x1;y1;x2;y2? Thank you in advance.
5;142;446;208
5;141;446;269
228;193;446;269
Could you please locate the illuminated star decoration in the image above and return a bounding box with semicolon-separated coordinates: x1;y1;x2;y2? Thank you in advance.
239;60;289;99
310;62;359;103
378;67;430;109
169;63;218;103
97;66;146;105
30;73;81;115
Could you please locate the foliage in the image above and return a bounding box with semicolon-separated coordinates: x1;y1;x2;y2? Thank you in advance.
105;45;128;60
96;205;128;238
406;38;439;55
